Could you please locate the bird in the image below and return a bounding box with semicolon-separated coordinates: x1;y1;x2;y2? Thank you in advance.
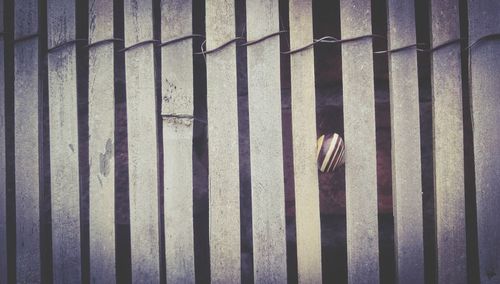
317;133;345;173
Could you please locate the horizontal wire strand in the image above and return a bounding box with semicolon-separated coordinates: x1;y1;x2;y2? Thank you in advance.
13;33;39;43
158;34;205;47
47;38;88;53
12;30;497;124
85;38;124;49
31;31;499;56
117;39;159;53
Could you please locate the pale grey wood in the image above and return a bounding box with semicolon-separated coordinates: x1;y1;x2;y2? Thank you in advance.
430;1;466;283
0;0;6;281
48;0;76;48
386;1;424;283
246;0;287;283
124;0;160;282
88;0;116;283
14;0;41;282
161;0;193;117
206;0;241;282
162;120;194;283
289;1;322;282
468;1;500;283
47;0;82;282
161;0;195;282
340;1;380;283
14;37;41;284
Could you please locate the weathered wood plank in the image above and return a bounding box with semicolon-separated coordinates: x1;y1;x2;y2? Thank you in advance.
429;0;466;283
0;0;6;282
162;122;194;283
123;0;160;282
47;0;82;282
246;0;287;282
288;1;322;282
161;0;195;282
340;0;380;283
468;1;500;283
386;1;424;283
14;0;41;282
205;0;241;282
88;0;116;282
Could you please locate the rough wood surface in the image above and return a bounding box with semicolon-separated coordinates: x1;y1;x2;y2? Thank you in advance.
14;0;41;282
123;0;160;282
0;0;6;282
386;1;424;283
430;0;466;283
161;0;195;282
468;1;500;283
206;0;241;282
289;1;323;282
340;0;380;283
246;0;287;282
47;0;82;282
162;120;194;283
88;0;116;282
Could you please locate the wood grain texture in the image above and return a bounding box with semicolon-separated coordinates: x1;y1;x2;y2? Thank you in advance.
14;0;41;282
340;0;380;283
206;0;241;282
161;0;195;282
123;0;160;282
88;0;116;282
162;120;194;283
47;0;82;282
289;1;322;282
0;0;6;281
246;0;287;282
430;0;466;283
468;1;500;283
386;1;424;283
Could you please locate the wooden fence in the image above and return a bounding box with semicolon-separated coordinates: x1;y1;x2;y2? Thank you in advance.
0;0;499;283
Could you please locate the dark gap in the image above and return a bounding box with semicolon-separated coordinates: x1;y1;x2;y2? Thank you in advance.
278;0;290;92
113;0;132;282
371;0;395;283
152;0;166;282
415;0;436;283
192;0;210;282
279;2;298;284
75;0;90;282
313;0;347;283
458;0;480;283
278;1;298;283
39;0;54;282
377;215;394;283
4;0;16;282
416;0;432;104
235;0;254;283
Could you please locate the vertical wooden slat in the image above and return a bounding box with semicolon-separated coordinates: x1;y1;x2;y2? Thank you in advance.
340;0;380;283
14;0;41;282
88;0;115;282
429;0;466;283
468;1;500;283
246;0;287;282
205;0;241;282
386;1;424;283
47;0;82;282
288;1;323;282
161;0;195;282
0;0;6;282
123;0;160;281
